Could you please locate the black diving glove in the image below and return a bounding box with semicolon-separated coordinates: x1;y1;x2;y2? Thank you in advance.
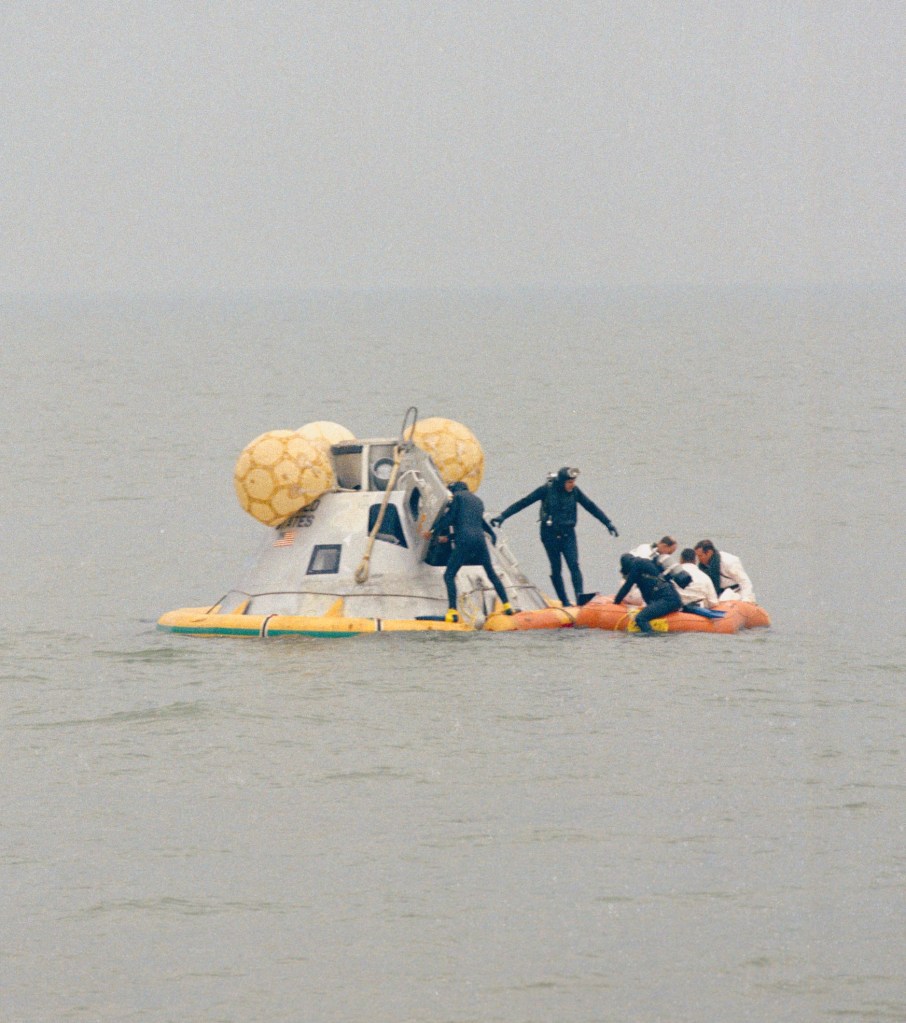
607;523;619;537
490;516;503;528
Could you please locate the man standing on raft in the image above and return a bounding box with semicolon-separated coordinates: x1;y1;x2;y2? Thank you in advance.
434;482;514;623
491;467;618;606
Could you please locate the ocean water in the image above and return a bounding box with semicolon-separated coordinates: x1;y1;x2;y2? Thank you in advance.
2;286;904;1023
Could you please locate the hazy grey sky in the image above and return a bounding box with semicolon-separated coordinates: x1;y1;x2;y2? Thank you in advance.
2;1;903;295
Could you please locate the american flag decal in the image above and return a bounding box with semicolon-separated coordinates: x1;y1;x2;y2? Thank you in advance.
273;529;296;547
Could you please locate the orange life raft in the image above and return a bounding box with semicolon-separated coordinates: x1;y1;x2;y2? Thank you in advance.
483;597;770;634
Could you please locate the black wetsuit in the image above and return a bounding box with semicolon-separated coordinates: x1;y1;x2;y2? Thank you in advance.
496;478;616;605
435;488;509;610
614;557;682;632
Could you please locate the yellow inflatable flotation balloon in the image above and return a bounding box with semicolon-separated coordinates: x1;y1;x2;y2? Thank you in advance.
406;417;484;492
295;420;355;450
234;429;335;526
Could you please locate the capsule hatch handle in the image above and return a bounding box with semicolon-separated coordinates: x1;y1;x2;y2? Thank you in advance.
398;406;418;448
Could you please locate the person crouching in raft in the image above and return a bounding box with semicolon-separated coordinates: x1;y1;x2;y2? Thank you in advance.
693;540;756;603
613;553;682;634
433;482;514;623
491;467;618;606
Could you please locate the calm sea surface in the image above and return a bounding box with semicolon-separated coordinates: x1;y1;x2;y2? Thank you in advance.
2;287;904;1023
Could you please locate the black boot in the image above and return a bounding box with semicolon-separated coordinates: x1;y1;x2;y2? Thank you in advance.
550;575;569;605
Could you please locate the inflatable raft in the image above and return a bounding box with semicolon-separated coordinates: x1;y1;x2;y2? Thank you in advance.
484;596;771;634
158;604;475;637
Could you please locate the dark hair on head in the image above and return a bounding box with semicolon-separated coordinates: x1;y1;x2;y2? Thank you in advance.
658;535;676;546
695;539;715;552
680;548;696;563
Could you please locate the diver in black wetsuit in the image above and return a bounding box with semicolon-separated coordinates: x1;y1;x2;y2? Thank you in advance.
433;482;513;622
491;467;618;606
613;553;682;633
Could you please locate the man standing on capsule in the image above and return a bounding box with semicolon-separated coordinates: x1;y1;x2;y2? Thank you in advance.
491;467;618;606
433;482;514;623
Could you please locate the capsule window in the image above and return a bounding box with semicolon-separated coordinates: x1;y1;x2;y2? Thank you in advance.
306;544;342;575
408;487;421;520
368;503;408;547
